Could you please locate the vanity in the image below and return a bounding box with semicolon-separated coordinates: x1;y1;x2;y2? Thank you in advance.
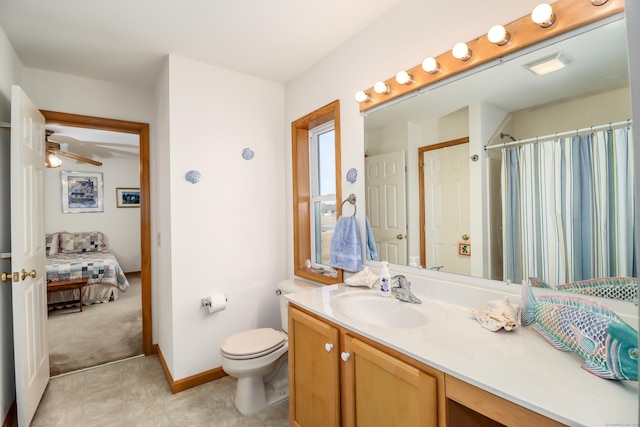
286;272;638;427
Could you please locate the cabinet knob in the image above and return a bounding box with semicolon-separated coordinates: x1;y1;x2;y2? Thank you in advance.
324;343;334;352
341;352;350;362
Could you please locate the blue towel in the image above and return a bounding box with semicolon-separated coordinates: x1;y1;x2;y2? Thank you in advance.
365;216;378;261
329;215;363;272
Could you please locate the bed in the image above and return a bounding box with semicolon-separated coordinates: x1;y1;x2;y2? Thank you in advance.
46;231;130;306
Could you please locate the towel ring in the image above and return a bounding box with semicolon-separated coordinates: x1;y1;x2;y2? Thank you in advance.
341;194;356;216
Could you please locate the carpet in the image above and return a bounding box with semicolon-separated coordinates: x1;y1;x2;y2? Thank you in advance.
48;276;143;376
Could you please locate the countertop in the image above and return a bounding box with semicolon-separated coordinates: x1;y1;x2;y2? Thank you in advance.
286;276;639;427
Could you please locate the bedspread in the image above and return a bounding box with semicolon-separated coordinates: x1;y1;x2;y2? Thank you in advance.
46;250;130;292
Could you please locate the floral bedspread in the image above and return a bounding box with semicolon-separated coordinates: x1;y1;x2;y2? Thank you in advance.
46;250;130;291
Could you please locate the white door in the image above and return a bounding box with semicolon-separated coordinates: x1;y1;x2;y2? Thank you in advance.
365;151;407;265
11;85;48;427
423;143;470;275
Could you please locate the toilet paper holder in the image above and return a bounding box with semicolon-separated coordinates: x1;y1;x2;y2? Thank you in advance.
201;296;227;307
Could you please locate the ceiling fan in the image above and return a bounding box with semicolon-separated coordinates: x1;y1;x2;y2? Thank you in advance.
45;130;103;167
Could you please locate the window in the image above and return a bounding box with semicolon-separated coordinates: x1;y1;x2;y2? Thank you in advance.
309;121;336;268
292;100;342;284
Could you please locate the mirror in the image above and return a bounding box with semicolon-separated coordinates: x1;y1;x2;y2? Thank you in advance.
364;16;633;293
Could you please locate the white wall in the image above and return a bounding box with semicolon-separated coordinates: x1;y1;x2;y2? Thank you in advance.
0;24;21;426
43;155;141;272
160;55;286;380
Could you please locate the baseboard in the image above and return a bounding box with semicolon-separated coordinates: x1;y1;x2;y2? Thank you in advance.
155;344;227;394
2;400;17;427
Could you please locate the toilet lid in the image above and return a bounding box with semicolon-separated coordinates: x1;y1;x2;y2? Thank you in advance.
221;328;286;360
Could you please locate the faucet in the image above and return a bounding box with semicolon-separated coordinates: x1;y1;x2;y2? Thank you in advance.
391;275;422;304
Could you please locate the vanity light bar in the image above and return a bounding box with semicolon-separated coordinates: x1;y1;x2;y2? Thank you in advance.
354;0;623;111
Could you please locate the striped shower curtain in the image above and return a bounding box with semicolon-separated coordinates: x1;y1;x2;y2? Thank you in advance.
502;127;636;287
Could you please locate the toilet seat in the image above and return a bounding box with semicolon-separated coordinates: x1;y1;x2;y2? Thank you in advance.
221;328;286;360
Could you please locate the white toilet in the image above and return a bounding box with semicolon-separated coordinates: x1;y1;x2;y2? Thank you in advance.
220;279;316;415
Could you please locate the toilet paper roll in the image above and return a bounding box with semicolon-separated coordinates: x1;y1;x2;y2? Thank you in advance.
208;294;227;314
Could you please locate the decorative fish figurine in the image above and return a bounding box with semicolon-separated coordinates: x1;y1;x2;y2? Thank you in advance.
530;276;638;303
522;279;639;380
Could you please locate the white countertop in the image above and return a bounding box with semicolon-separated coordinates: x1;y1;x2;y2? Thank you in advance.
286;276;639;427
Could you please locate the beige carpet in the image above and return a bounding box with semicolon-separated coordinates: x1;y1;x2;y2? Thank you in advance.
48;276;142;376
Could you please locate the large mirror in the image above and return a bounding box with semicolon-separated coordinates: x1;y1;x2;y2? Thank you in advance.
364;15;634;294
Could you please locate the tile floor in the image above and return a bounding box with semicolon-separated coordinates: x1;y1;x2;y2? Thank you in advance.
32;355;289;427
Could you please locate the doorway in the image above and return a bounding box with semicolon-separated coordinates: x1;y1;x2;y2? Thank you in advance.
41;110;152;356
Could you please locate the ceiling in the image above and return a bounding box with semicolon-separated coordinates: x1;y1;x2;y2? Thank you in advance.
0;0;403;89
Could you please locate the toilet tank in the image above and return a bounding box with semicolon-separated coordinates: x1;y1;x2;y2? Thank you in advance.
278;279;317;332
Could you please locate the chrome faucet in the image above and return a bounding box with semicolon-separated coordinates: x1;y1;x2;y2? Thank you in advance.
391;275;422;304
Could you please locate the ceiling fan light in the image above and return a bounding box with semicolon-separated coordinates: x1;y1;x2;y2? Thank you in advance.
45;151;62;168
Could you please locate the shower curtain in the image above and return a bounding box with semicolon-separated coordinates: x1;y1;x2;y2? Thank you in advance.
501;126;636;287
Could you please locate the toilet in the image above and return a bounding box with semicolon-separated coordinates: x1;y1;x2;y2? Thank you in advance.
220;279;316;415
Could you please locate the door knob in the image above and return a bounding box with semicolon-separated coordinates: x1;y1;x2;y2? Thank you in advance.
461;234;470;241
341;352;350;362
21;269;36;281
396;234;405;240
324;343;334;352
1;272;11;282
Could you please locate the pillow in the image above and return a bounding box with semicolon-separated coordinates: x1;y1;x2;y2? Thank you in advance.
60;231;106;253
45;232;60;256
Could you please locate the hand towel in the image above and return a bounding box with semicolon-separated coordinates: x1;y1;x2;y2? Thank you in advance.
329;215;363;272
365;216;378;261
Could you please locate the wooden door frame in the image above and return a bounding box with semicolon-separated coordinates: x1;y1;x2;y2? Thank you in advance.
41;110;153;355
418;137;469;270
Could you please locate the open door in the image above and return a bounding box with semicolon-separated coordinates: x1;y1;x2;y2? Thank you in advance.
11;85;48;426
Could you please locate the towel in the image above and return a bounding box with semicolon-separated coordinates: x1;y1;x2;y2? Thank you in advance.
365;216;378;261
329;215;363;272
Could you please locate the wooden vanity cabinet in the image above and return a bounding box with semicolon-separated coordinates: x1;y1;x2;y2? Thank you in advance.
289;305;442;427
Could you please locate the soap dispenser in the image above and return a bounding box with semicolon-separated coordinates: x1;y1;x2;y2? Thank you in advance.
380;261;391;297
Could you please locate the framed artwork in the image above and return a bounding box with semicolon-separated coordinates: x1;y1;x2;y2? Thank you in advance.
61;171;104;213
458;243;471;257
116;188;140;208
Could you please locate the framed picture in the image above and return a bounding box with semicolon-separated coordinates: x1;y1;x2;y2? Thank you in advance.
61;171;104;213
458;243;471;257
116;188;140;208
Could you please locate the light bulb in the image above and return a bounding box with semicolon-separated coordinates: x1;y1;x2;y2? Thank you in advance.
354;91;369;103
395;70;413;85
422;57;440;73
488;25;510;45
531;3;555;28
452;42;472;61
374;81;391;94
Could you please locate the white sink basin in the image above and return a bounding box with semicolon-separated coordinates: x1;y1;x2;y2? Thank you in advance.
330;291;429;328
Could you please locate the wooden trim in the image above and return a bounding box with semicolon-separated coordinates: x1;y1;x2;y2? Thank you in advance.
155;344;227;394
2;400;16;427
359;0;624;112
41;110;153;355
445;374;565;427
418;137;469;270
291;100;343;285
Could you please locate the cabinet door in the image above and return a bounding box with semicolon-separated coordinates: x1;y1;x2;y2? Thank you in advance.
289;306;341;427
342;336;437;427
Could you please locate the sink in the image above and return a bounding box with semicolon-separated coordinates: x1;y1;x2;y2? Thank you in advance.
330;291;429;328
